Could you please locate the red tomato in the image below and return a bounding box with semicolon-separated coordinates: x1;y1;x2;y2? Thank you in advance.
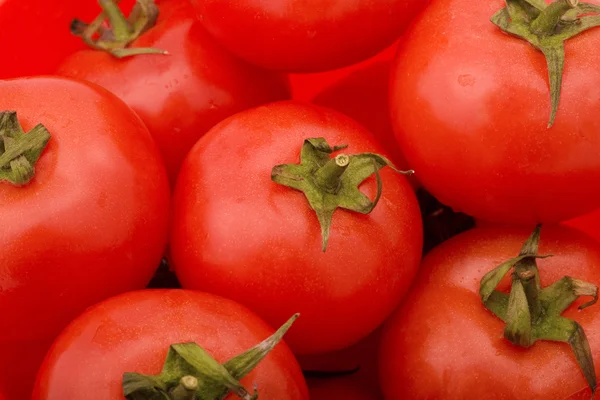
32;290;309;400
308;377;381;400
0;0;136;79
190;0;426;72
564;209;600;245
379;226;600;399
289;40;399;102
170;101;423;355
312;61;415;187
0;77;170;400
56;0;290;185
390;0;600;224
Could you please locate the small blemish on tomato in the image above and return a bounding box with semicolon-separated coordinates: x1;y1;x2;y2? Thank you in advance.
457;74;476;87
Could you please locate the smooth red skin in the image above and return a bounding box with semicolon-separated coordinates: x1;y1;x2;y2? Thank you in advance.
170;101;423;355
190;0;426;72
33;290;309;400
308;377;381;400
0;77;170;400
391;0;600;224
56;0;290;185
0;0;135;79
312;61;418;189
289;40;399;101
379;226;600;399
564;209;600;244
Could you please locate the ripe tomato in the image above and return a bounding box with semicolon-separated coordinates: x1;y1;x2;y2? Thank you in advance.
308;377;380;400
33;290;309;400
564;209;600;245
289;40;399;101
170;101;422;355
56;0;290;185
0;77;170;400
0;0;136;79
379;226;600;399
190;0;426;72
312;61;415;186
390;0;600;224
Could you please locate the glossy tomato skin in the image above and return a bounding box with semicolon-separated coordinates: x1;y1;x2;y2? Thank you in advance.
379;226;600;399
564;209;600;245
0;0;135;79
390;0;600;224
33;290;309;400
312;61;415;187
56;0;290;185
170;101;423;355
0;77;170;400
191;0;426;72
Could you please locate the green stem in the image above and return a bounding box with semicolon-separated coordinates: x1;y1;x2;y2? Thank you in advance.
314;154;350;194
0;111;51;186
71;0;167;58
170;376;198;400
530;0;578;34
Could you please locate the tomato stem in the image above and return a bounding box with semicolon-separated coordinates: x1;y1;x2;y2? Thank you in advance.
70;0;168;58
170;376;199;400
0;111;51;187
122;314;300;400
491;0;600;127
479;225;599;396
271;138;413;251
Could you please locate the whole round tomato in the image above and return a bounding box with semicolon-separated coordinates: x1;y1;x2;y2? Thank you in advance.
312;61;415;187
190;0;426;72
379;226;600;399
57;0;290;185
170;101;422;355
0;77;170;400
33;290;309;400
308;377;380;400
390;0;600;224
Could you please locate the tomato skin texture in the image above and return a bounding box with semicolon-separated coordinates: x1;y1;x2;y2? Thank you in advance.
390;0;600;224
32;290;309;400
564;209;600;245
56;0;290;185
379;226;600;399
191;0;426;72
170;101;423;355
0;77;170;400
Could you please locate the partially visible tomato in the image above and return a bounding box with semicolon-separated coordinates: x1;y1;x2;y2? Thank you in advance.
0;77;170;400
0;0;135;79
379;226;600;399
170;101;422;355
56;0;290;185
308;377;381;400
390;0;600;224
33;290;309;400
564;209;600;245
289;40;399;102
190;0;427;72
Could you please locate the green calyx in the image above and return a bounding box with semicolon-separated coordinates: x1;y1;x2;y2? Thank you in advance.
122;314;299;400
71;0;168;58
491;0;600;127
480;225;598;396
271;138;414;252
0;111;51;186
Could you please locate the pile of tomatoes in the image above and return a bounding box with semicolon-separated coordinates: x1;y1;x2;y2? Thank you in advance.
1;0;600;399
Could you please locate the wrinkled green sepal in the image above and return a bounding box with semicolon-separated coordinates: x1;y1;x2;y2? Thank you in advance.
271;138;413;251
123;314;299;400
